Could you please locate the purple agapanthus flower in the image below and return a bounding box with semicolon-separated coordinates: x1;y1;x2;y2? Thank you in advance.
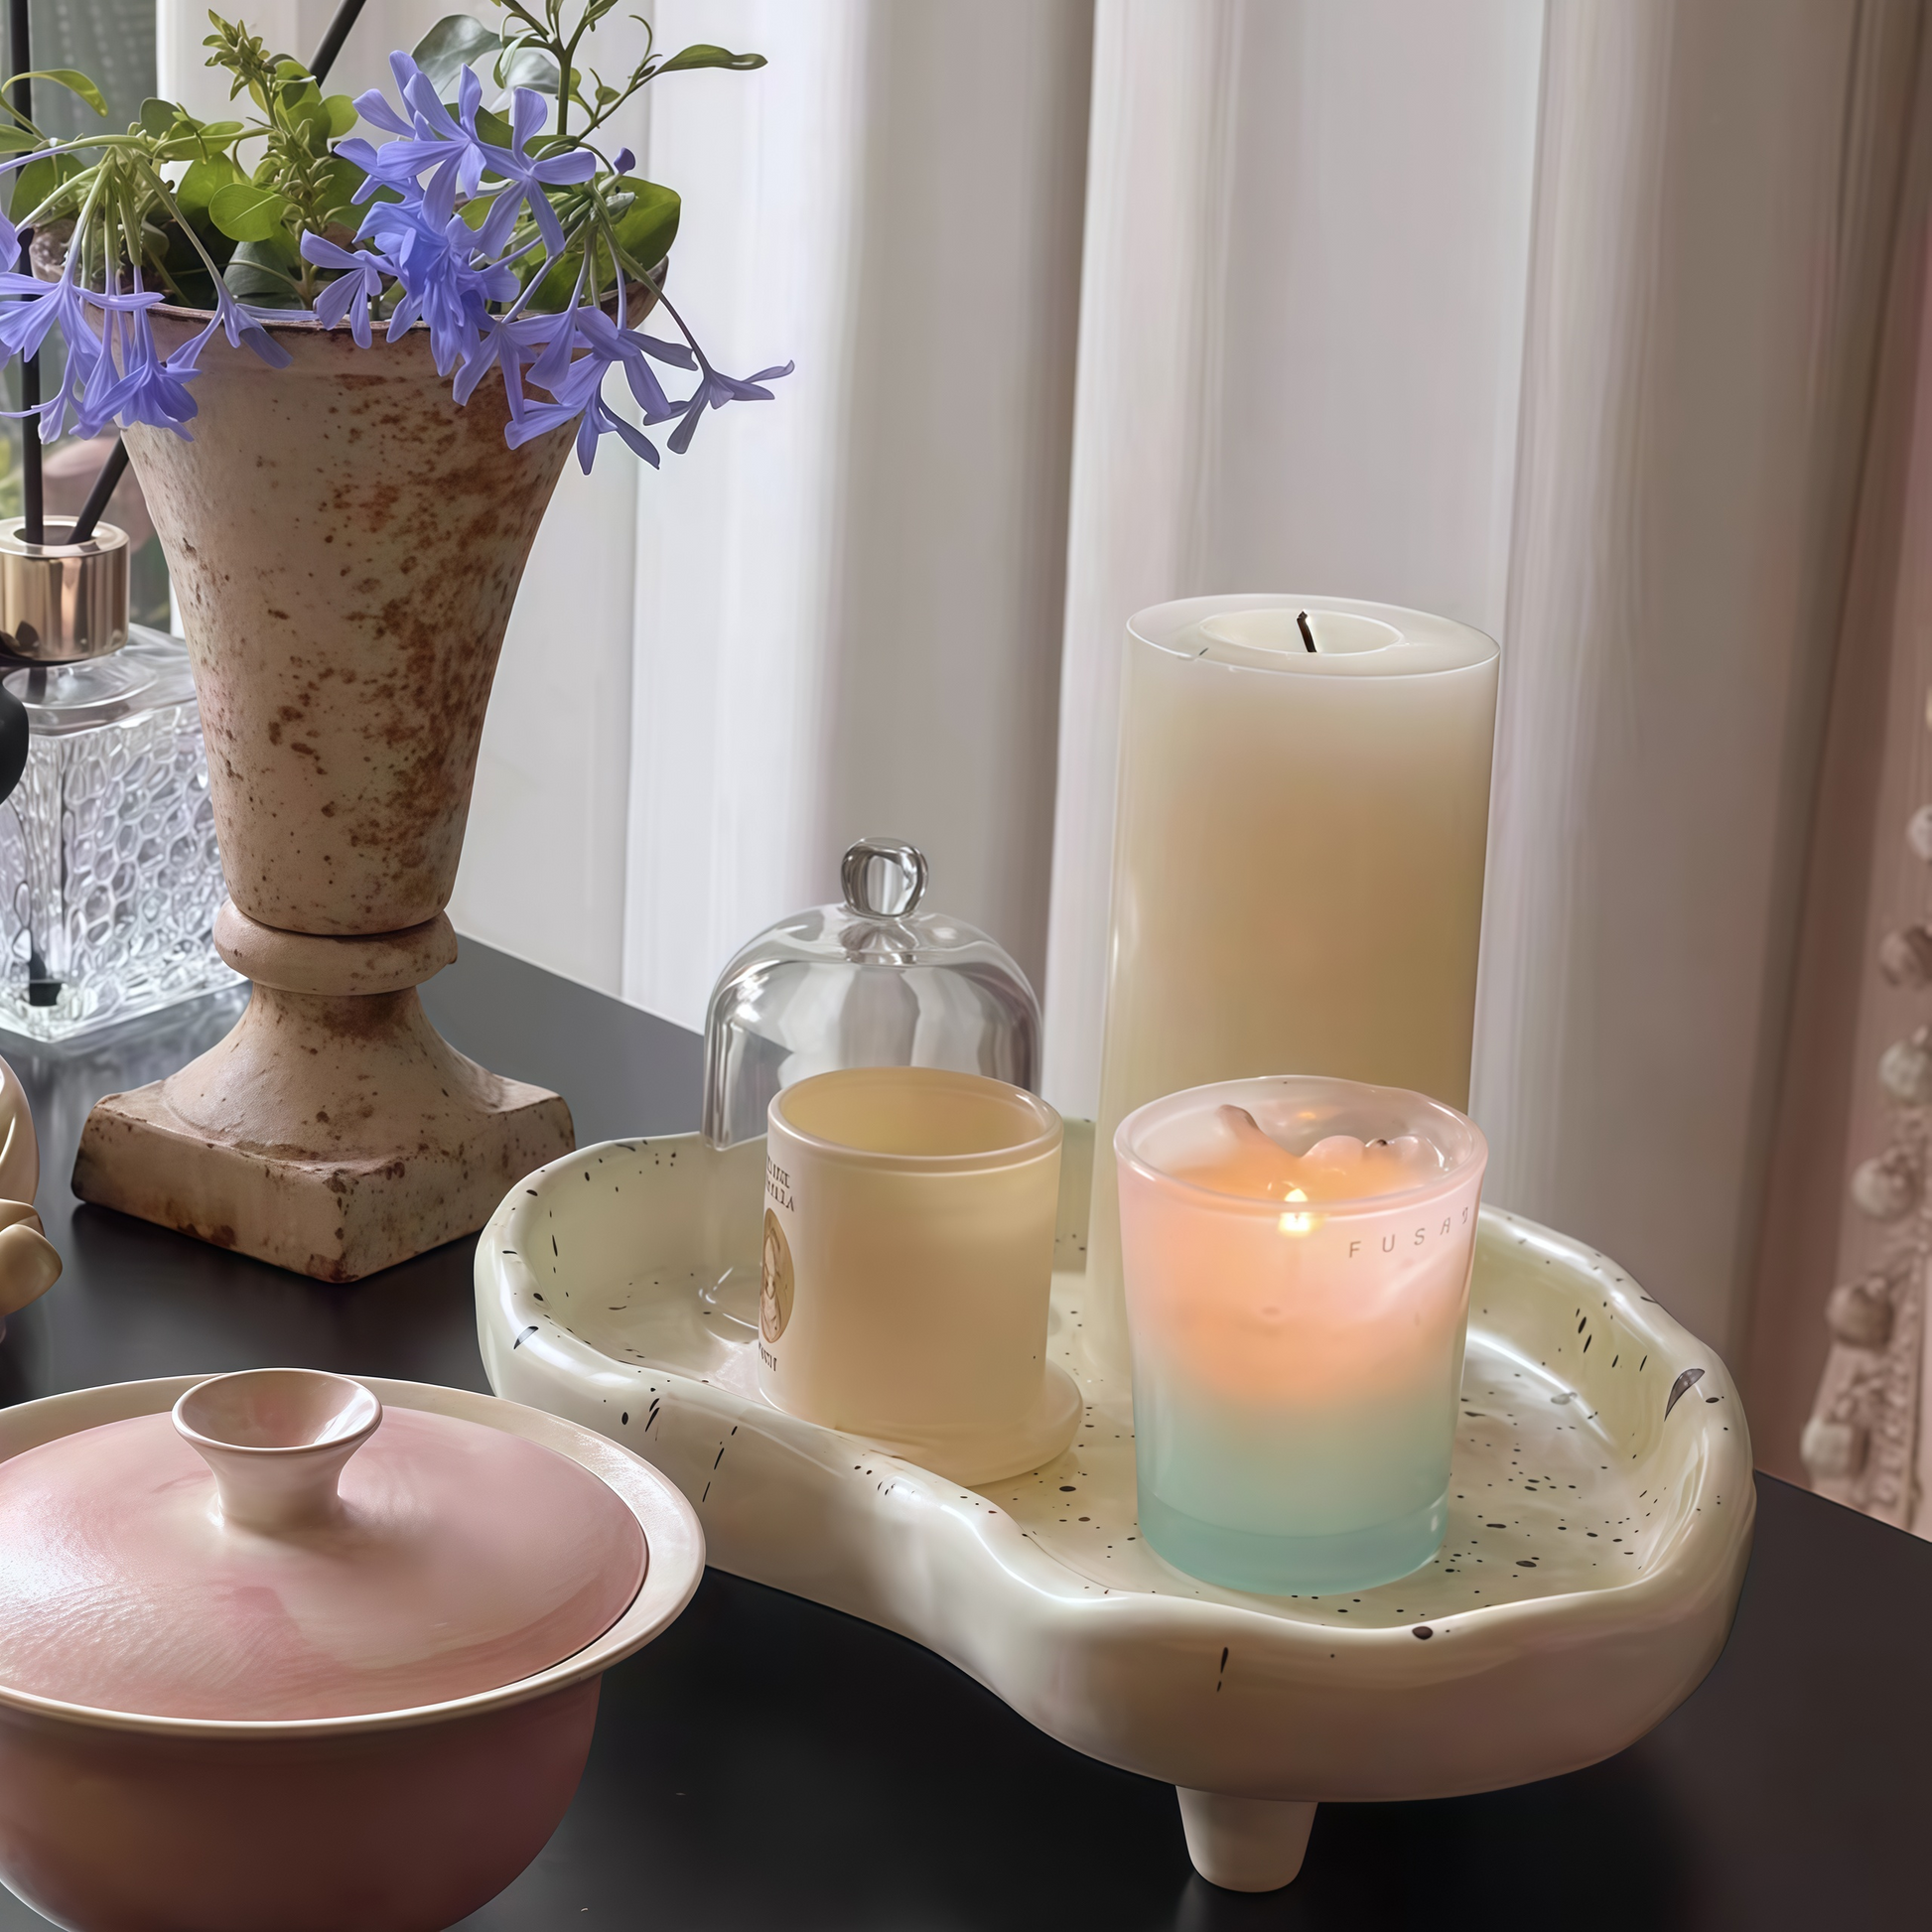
357;199;518;374
0;259;167;439
653;295;792;456
0;199;292;438
0;43;790;457
507;343;659;472
452;304;562;410
340;53;486;226
473;87;597;255
206;281;295;370
495;293;783;473
301;232;396;347
89;303;200;436
0;258;93;365
568;306;680;422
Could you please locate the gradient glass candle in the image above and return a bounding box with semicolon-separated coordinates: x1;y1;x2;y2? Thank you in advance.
1115;1076;1487;1594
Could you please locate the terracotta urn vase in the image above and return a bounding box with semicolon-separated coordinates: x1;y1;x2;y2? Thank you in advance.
72;312;577;1280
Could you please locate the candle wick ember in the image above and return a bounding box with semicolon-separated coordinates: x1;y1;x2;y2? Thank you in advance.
1297;611;1316;652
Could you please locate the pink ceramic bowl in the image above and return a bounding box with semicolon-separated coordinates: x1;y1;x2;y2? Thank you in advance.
0;1374;705;1932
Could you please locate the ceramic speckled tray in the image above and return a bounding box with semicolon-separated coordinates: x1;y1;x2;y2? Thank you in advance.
477;1125;1753;1892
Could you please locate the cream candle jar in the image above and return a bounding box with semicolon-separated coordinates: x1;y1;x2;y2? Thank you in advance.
1116;1075;1487;1594
759;1066;1078;1484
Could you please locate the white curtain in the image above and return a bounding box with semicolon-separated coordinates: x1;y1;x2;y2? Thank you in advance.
153;0;1931;1420
1476;0;1925;1363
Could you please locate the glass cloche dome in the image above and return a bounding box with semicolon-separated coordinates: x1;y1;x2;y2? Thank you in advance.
701;837;1041;1150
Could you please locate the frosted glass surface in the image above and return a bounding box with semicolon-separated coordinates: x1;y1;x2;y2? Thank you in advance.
1118;1076;1487;1594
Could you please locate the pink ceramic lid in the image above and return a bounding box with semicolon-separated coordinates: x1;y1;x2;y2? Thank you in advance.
0;1369;647;1721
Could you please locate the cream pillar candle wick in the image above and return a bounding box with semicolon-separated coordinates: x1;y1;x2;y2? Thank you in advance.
1089;595;1499;1368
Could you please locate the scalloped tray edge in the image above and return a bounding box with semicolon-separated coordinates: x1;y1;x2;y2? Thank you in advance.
476;1130;1753;1810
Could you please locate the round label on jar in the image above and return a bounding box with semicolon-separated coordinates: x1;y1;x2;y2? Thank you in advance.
759;1207;794;1343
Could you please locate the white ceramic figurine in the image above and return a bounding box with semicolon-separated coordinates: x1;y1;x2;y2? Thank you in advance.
0;1051;60;1324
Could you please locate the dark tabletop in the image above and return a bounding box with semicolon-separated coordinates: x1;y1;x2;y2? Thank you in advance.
0;941;1922;1931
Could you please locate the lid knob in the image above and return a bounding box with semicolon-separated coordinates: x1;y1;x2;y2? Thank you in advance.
173;1368;382;1535
841;837;927;918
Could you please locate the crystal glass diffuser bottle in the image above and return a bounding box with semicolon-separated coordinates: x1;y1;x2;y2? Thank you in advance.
0;518;233;1043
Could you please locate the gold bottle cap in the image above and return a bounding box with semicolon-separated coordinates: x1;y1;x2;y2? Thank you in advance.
0;517;129;663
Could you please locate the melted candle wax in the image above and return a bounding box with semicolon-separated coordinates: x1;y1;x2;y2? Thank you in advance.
1172;1105;1445;1205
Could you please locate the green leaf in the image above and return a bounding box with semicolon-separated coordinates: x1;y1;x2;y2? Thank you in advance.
15;69;109;115
159;214;227;304
656;44;765;74
223;239;303;306
472;104;513;148
523;179;679;312
178;153;243;216
497;44;561;94
414;13;502;94
324;92;358;138
208;180;294;242
139;96;177;138
261;227;303;270
0;125;37;154
235;223;301;271
524;249;580;311
284;93;334;148
311;154;364;227
611;177;678;271
8;150;81;221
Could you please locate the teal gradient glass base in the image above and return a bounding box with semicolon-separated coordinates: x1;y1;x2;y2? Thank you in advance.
1139;1486;1449;1596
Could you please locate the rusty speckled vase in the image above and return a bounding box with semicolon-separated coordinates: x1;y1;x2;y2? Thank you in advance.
72;311;578;1281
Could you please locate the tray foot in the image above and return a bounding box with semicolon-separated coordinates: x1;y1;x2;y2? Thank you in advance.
1175;1789;1316;1891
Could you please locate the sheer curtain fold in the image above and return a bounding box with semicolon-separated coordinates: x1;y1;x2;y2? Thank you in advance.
1475;0;1926;1359
621;0;1092;1031
1746;18;1932;1492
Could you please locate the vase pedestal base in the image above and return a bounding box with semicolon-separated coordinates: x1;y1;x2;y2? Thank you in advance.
71;903;574;1283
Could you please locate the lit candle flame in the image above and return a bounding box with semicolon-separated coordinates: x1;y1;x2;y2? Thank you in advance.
1278;1186;1311;1236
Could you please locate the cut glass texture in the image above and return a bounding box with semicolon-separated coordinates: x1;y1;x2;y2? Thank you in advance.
0;625;235;1042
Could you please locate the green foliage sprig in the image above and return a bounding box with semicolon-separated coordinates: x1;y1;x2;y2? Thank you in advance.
0;6;785;467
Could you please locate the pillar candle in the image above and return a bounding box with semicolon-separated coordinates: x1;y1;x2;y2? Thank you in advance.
1088;597;1499;1364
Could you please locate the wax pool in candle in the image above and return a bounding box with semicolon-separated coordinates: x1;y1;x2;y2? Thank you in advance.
1116;1078;1487;1594
1168;1105;1445;1203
